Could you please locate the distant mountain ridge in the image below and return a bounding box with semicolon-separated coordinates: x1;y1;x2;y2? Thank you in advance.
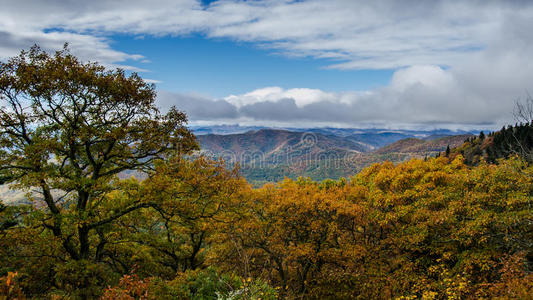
2;127;477;203
192;125;476;148
197;127;476;185
191;124;474;136
374;135;472;154
197;129;370;165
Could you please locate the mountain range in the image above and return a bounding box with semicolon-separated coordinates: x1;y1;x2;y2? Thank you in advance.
0;127;477;203
196;127;475;185
197;129;369;164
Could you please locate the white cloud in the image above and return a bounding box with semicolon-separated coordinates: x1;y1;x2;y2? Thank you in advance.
225;87;336;108
143;78;162;84
0;29;145;71
390;65;455;92
1;0;533;127
164;50;531;128
1;0;532;70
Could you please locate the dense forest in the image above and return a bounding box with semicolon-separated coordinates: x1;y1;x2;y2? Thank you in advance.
1;47;533;299
457;122;533;165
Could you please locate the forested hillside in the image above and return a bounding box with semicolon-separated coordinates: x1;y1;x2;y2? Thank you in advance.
3;155;532;299
197;128;370;163
1;47;532;299
374;134;470;155
456;122;533;165
198;130;473;185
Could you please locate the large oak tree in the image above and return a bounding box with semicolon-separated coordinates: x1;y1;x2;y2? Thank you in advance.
0;45;198;262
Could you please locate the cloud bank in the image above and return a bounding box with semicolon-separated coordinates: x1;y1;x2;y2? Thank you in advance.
1;0;533;127
158;62;526;129
1;0;532;70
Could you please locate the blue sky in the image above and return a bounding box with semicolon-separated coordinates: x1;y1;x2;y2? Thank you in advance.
1;0;533;128
112;34;394;98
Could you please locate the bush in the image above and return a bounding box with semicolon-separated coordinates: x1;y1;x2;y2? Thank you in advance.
102;268;277;300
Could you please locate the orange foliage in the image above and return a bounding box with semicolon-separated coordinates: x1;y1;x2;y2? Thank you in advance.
2;155;533;299
101;273;152;300
0;272;25;299
217;156;533;298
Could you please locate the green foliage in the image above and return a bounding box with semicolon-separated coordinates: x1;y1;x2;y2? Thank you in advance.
101;268;277;300
3;154;533;299
217;156;533;299
169;267;277;300
54;260;117;299
0;201;19;232
0;45;197;296
458;122;533;164
1;46;533;299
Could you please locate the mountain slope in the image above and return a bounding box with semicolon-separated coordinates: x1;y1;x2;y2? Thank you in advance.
198;129;371;164
375;135;472;155
196;129;474;185
455;123;533;165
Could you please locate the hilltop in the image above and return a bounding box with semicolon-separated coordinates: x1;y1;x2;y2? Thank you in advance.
197;129;370;164
197;128;475;184
375;134;472;155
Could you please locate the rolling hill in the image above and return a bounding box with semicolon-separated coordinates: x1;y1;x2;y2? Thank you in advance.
197;129;371;165
197;128;474;185
1;128;476;203
375;134;472;155
1;128;477;202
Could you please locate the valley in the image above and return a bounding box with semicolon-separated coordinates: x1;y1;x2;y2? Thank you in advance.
196;127;475;185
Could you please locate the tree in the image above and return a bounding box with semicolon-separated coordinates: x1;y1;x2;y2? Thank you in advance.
219;177;364;298
511;95;533;162
514;93;533;124
0;201;18;232
0;45;198;264
114;156;245;277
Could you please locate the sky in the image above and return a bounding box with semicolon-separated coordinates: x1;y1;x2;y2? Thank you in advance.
1;0;533;129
